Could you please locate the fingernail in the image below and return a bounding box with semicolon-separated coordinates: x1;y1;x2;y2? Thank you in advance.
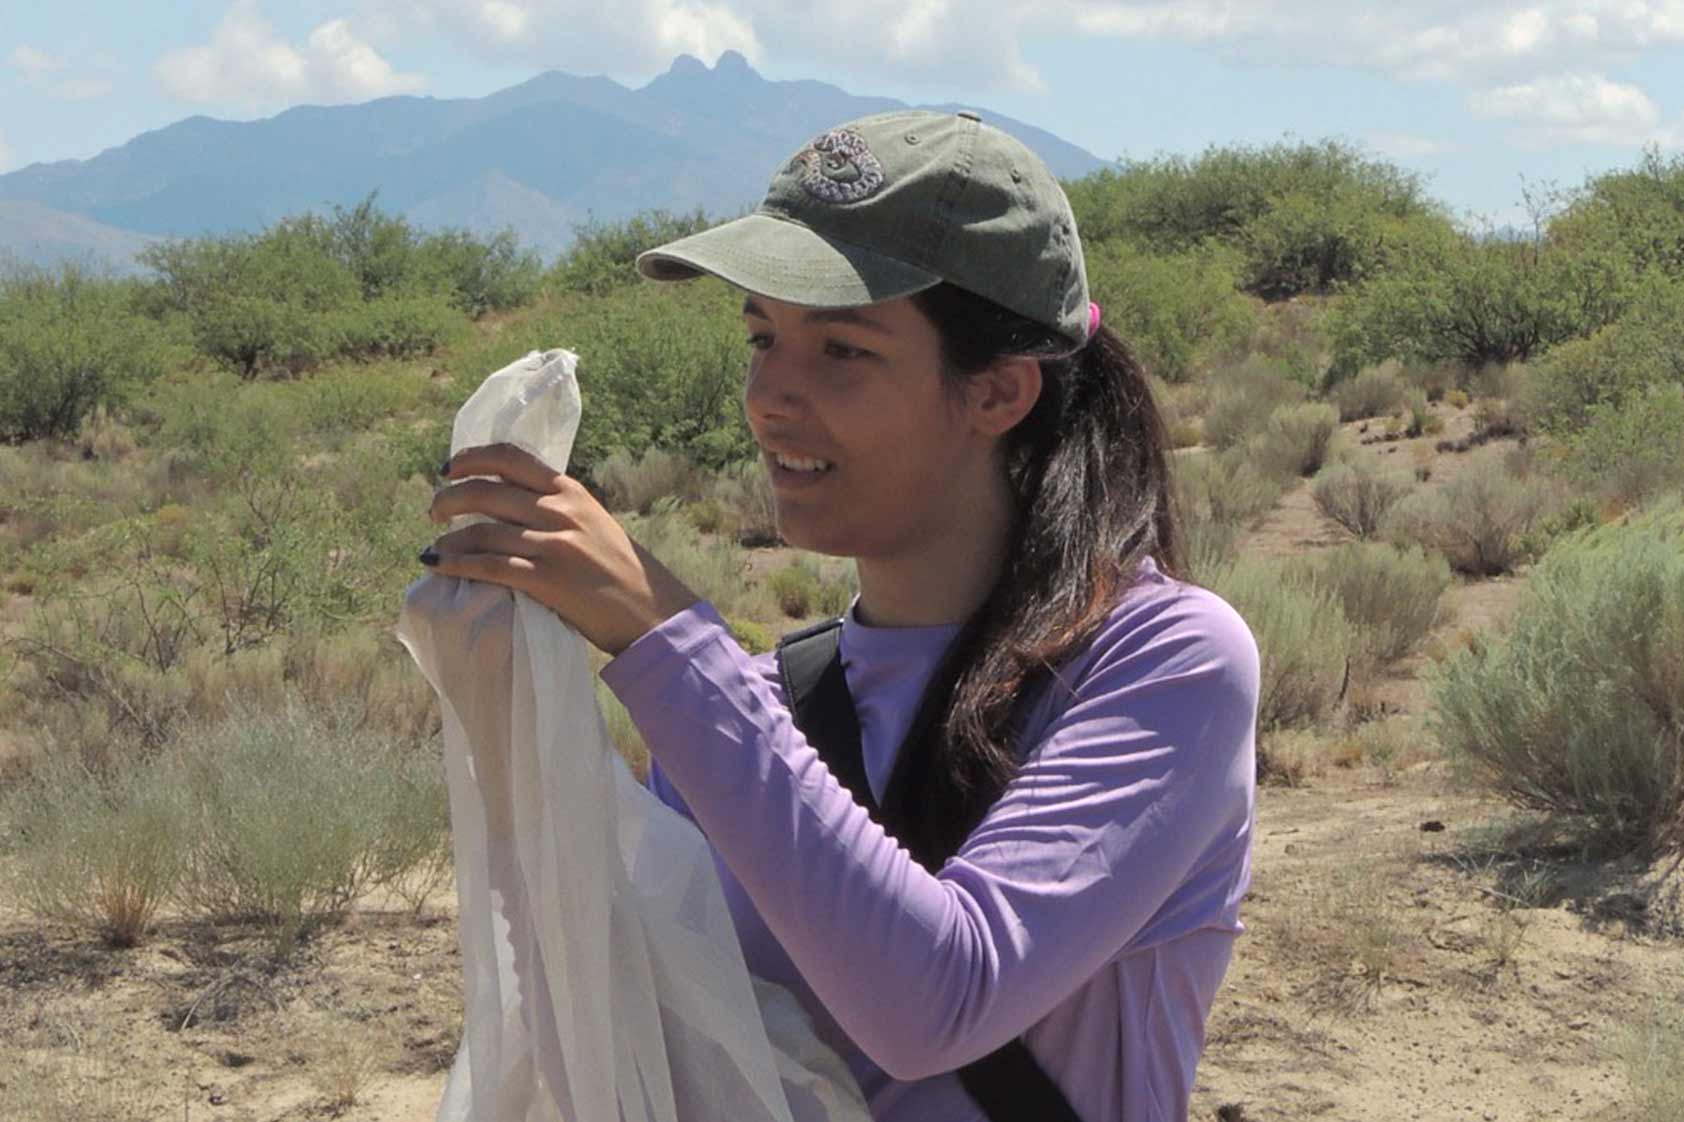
438;458;452;478
418;548;440;567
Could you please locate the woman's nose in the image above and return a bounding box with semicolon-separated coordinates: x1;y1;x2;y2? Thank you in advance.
744;345;804;424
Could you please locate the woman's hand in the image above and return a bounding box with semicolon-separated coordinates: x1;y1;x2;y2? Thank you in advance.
423;443;700;656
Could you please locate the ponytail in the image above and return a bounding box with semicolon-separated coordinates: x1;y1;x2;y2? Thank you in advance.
889;284;1183;871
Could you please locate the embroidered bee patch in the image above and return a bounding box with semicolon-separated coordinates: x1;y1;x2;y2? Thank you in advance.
794;128;885;204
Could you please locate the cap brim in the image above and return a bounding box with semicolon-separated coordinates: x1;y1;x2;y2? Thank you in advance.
635;212;941;307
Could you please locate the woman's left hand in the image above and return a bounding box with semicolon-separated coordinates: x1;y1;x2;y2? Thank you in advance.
423;443;700;656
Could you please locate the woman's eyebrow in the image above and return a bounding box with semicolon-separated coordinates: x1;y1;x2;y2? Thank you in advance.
741;297;894;335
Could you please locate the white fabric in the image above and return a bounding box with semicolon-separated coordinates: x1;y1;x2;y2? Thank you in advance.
394;349;871;1122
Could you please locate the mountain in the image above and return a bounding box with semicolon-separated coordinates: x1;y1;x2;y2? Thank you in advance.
0;201;157;275
0;52;1108;267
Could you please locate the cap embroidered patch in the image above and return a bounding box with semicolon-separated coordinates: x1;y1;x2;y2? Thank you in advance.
796;128;885;204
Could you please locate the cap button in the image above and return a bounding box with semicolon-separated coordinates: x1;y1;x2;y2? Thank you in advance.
957;110;981;122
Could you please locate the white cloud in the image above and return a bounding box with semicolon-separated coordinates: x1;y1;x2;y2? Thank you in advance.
156;1;427;107
1470;72;1682;145
6;44;62;78
1367;131;1451;159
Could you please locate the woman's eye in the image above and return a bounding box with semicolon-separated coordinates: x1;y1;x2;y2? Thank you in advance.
824;341;871;360
745;333;772;350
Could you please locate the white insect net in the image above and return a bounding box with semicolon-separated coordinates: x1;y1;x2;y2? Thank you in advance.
396;349;871;1122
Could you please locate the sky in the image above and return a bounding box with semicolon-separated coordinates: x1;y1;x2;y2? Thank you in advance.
4;0;1684;227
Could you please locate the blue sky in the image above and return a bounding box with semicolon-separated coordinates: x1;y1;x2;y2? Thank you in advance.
5;1;1684;227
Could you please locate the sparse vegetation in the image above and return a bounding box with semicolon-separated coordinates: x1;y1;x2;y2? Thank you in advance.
1311;460;1413;538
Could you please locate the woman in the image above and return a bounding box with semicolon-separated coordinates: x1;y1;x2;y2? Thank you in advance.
421;109;1259;1122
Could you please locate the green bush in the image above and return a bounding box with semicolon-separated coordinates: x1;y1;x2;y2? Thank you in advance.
624;511;754;617
767;562;820;618
1201;358;1306;451
1558;382;1684;508
0;264;177;440
1428;505;1684;852
1292;541;1451;666
1383;468;1556;575
415;227;543;316
1066;139;1447;298
1548;148;1684;281
1084;240;1255;381
1326;232;1631;377
1330;360;1405;421
1251;401;1340;477
706;459;780;546
726;616;774;654
333;289;467;359
550;209;714;295
1173;445;1290;531
1202;556;1352;734
1311;460;1412;538
1528;272;1684;434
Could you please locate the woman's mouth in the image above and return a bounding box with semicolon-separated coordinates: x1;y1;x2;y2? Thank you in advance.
766;450;835;489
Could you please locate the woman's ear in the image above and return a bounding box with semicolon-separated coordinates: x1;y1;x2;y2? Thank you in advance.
967;355;1043;437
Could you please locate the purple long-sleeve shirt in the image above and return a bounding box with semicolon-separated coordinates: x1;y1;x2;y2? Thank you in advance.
601;555;1259;1122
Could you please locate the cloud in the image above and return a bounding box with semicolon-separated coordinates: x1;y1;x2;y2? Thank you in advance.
6;43;113;99
1367;131;1451;159
1469;72;1682;145
156;1;427;107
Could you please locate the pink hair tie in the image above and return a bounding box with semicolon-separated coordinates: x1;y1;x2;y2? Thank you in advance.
1087;301;1102;339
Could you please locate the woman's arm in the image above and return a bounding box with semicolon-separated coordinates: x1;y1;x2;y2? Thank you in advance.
602;585;1259;1082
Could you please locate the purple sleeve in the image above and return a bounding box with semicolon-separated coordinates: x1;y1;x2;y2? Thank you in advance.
601;591;1258;1082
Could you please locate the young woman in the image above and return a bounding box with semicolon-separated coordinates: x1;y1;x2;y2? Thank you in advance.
421;109;1259;1122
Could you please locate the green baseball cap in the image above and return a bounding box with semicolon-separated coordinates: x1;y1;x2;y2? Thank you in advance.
635;109;1091;350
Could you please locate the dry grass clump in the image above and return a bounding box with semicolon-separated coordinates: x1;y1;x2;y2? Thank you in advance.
287;1007;401;1114
1269;851;1419;1010
1250;401;1341;477
1290;542;1452;668
1311;460;1413;538
1383;466;1557;576
1330;360;1406;421
592;446;702;513
1202;358;1306;451
1617;1002;1684;1121
0;1013;173;1122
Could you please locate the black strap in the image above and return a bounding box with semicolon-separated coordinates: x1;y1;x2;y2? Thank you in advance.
777;619;1085;1122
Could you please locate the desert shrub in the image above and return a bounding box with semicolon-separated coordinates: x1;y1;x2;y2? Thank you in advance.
591;446;701;513
168;694;443;953
706;458;780;546
1173;445;1290;531
1445;388;1470;410
333;289;467;359
815;562;858;617
1326;232;1630;377
545;279;754;476
1556;383;1684;508
1428;506;1684;852
1528;272;1684;434
414;227;543;316
0;264;176;440
1549;148;1684;281
550;209;714;295
1202;556;1352;734
1292;542;1451;666
767;562;820;618
726;616;774;654
1404;361;1458;402
1066;139;1447;298
0;744;185;946
1201;358;1306;450
624;511;754;616
1331;360;1406;421
1084;240;1255;381
1251;401;1340;477
1311;460;1412;538
1384;468;1556;576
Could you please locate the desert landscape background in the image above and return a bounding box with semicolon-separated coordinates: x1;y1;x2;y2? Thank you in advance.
2;136;1682;1121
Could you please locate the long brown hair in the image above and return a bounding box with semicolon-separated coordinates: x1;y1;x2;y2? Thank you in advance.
882;283;1183;871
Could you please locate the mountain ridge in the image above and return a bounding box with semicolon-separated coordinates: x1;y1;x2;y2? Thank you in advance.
1;53;1107;271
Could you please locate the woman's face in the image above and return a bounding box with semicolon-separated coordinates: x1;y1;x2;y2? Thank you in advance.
741;292;988;561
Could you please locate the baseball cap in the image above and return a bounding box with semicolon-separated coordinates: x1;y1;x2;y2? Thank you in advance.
635;109;1091;351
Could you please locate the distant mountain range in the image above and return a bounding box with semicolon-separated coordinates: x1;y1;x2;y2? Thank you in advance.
0;51;1106;272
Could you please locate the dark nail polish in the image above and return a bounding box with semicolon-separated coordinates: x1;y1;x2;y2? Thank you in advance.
418;548;440;567
438;459;452;477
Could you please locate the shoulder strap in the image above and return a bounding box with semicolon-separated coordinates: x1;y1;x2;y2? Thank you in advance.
775;622;1086;1122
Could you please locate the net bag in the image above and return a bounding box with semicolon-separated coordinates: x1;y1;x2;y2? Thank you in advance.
395;349;871;1122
